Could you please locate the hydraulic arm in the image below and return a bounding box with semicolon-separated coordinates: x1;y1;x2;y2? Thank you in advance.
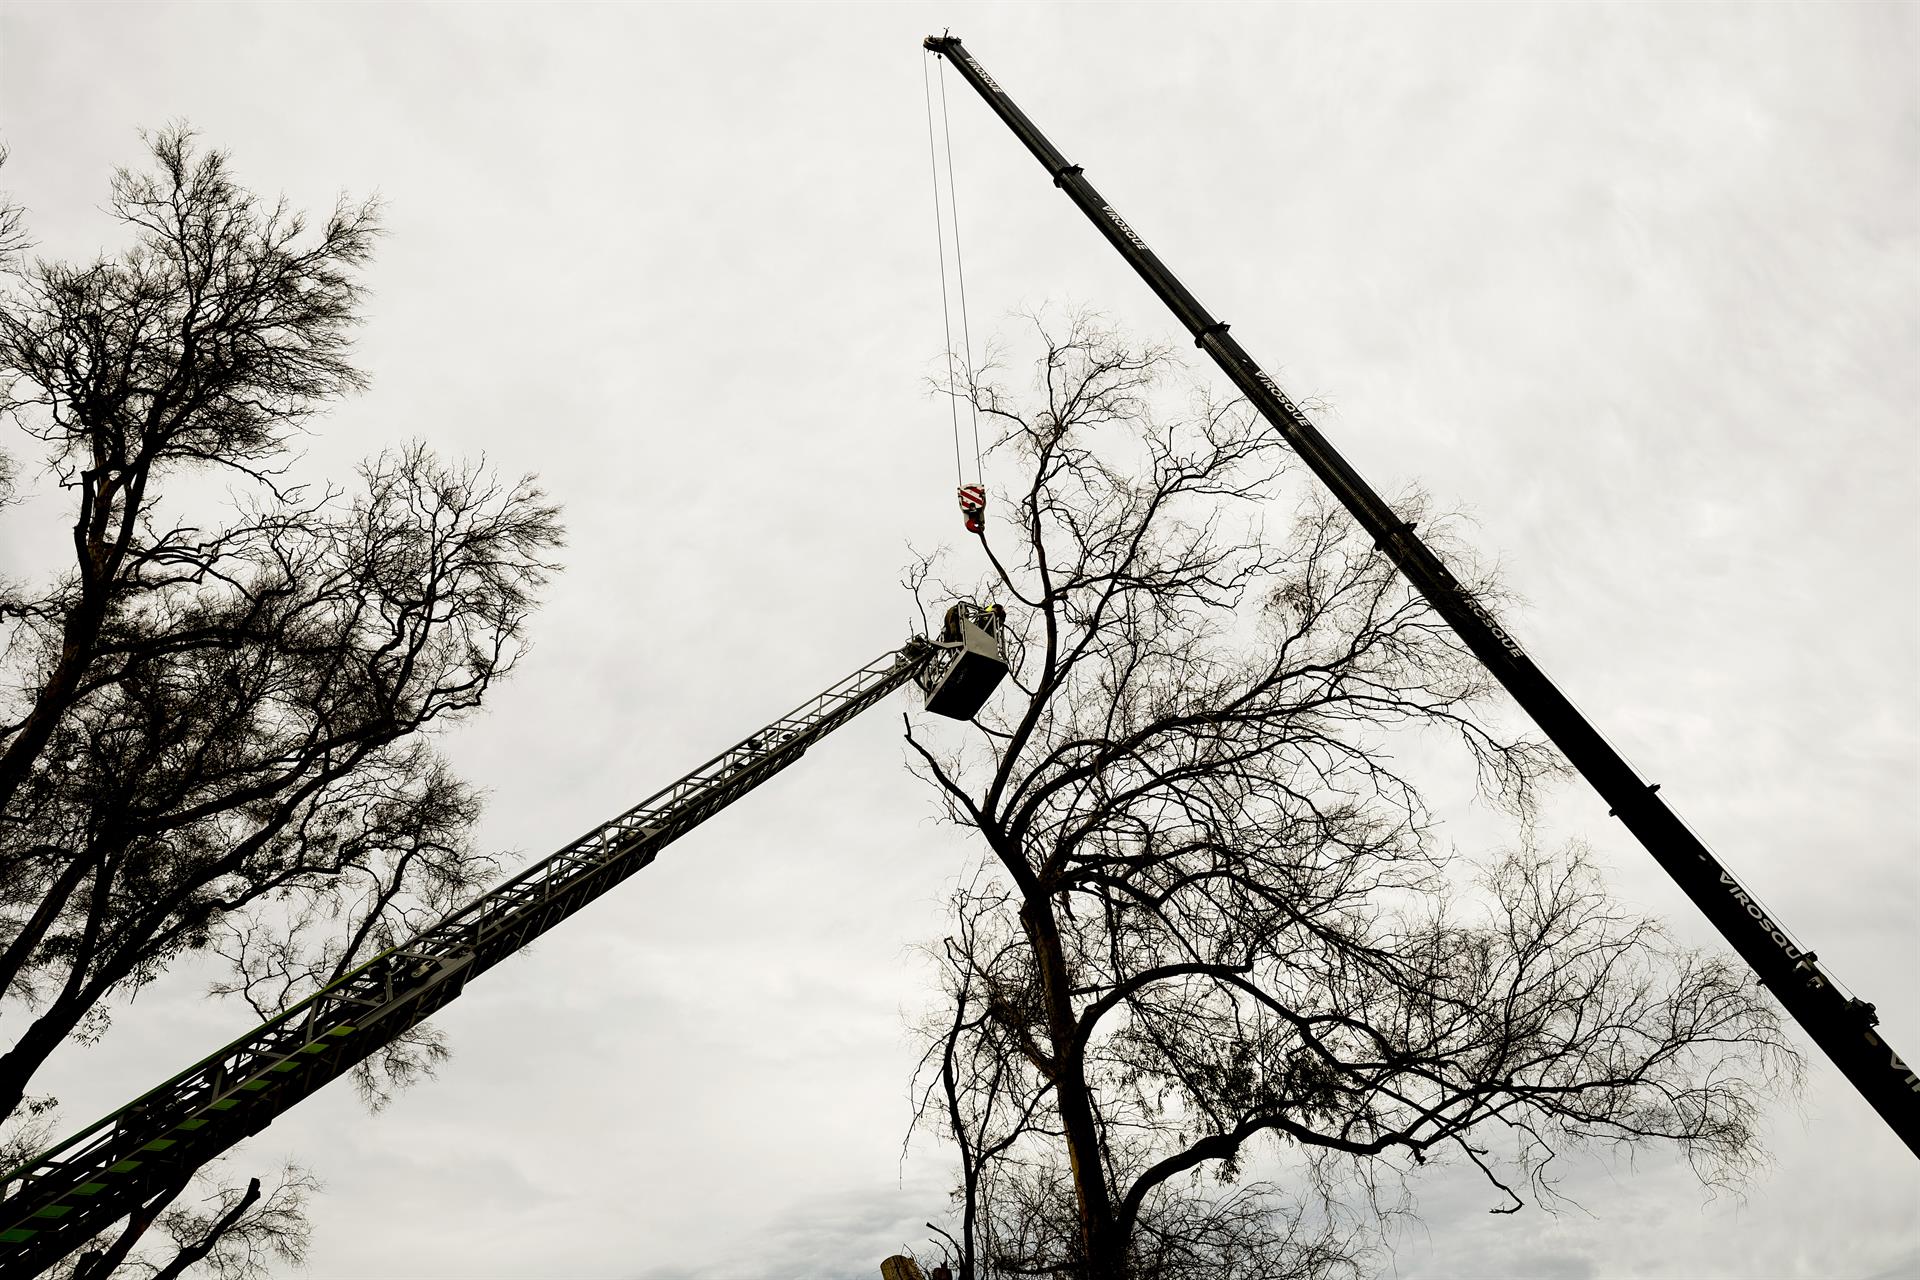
923;33;1919;1157
0;622;1005;1275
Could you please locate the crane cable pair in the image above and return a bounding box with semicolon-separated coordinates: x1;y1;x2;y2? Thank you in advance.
923;48;986;537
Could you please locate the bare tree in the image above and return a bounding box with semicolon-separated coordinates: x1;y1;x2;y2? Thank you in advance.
0;129;563;1271
904;311;1793;1279
55;1161;319;1280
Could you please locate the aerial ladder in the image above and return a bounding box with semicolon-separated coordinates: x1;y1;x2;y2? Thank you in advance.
0;608;1011;1276
921;33;1919;1158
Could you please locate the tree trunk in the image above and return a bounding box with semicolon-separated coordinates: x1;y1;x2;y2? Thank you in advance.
1020;894;1122;1277
152;1175;261;1280
70;1178;185;1280
0;851;94;998
0;986;108;1122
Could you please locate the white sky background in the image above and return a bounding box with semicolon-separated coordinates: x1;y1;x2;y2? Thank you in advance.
1;1;1916;1277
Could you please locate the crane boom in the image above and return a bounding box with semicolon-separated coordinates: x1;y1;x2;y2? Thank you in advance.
0;636;952;1274
922;33;1919;1158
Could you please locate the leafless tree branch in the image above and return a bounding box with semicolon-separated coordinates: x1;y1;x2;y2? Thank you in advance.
904;311;1791;1278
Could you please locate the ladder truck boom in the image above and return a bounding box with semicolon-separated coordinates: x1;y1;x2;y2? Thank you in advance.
0;611;1008;1275
922;33;1919;1158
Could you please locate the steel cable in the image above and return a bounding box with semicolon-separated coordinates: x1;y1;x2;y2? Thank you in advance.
923;52;966;488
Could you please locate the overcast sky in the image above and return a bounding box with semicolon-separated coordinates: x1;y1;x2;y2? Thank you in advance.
1;2;1916;1277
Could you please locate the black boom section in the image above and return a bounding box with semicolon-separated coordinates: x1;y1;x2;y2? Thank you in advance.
0;640;934;1276
922;33;1919;1157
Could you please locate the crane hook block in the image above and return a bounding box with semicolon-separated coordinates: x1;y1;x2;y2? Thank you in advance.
920;602;1009;720
959;484;987;535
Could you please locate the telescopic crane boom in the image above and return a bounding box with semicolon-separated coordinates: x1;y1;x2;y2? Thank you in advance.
922;32;1918;1158
0;609;1009;1275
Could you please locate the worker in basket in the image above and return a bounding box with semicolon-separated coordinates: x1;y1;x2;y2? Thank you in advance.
941;601;1005;644
958;483;986;534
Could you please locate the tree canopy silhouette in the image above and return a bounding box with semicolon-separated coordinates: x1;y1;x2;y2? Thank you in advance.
905;311;1792;1280
0;127;562;1275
